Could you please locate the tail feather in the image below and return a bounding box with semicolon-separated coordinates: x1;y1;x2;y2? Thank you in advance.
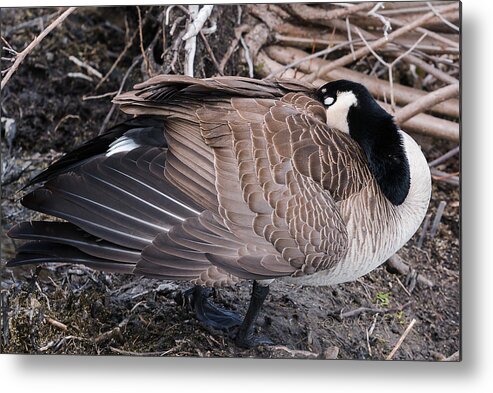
8;221;141;263
7;241;135;274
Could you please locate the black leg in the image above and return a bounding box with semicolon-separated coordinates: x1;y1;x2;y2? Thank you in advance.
178;285;243;331
235;281;273;348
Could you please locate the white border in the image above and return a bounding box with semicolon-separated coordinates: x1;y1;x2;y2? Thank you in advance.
2;1;492;392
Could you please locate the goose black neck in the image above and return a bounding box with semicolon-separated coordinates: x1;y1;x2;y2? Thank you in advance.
347;102;410;206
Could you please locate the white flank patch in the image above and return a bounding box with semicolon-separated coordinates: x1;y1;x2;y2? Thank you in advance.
106;136;140;157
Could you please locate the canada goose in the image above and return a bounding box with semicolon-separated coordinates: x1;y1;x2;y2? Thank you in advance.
7;76;431;348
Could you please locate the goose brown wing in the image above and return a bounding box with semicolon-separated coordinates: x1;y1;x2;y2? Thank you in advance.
117;78;371;280
227;93;367;276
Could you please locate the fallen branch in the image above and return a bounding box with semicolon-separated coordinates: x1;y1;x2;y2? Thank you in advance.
264;40;360;80
416;214;431;249
431;168;460;186
290;2;376;23
242;23;269;63
430;201;447;239
1;7;76;91
400;51;459;85
247;4;328;40
394;83;459;125
183;4;214;77
428;146;460;168
386;254;434;288
387;15;459;48
379;101;459;142
282;15;459;83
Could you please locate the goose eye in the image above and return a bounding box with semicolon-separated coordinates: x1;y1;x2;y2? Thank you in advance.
324;96;335;106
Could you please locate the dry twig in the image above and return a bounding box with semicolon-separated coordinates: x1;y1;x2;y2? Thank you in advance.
417;214;431;249
264;40;361;80
386;318;417;360
430;201;447;239
83;91;118;101
431;168;460;186
99;56;142;134
428;146;460;168
330;301;411;321
355;28;428;110
96;17;138;90
219;24;249;74
199;30;223;76
305;2;458;82
137;6;152;78
240;35;254;78
68;55;102;80
1;7;76;91
367;2;392;39
387;15;459;48
45;316;68;331
426;2;460;32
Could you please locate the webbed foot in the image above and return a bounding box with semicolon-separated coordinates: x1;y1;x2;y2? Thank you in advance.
177;285;242;331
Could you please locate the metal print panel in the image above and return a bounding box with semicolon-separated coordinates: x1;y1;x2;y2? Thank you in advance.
1;1;460;360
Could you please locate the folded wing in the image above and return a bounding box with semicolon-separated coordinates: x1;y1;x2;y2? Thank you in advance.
9;76;372;286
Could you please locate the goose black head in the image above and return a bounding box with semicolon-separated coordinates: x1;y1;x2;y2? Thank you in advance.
317;80;411;206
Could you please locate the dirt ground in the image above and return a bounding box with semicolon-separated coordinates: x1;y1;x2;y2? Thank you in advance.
1;6;460;360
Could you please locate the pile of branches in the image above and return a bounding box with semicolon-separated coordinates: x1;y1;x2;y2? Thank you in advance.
2;3;460;146
243;2;459;142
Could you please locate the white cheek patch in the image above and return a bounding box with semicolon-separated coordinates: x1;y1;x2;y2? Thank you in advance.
324;97;334;106
325;91;358;134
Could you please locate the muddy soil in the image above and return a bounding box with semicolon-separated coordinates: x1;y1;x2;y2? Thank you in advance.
1;6;460;360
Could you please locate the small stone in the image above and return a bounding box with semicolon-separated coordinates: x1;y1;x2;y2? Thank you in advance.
322;346;339;359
